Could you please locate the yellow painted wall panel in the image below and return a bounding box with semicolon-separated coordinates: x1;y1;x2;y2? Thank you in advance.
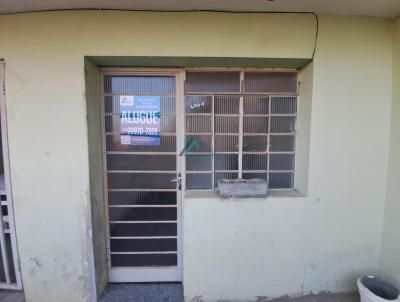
0;11;394;302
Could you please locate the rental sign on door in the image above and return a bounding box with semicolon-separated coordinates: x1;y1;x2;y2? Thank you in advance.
119;95;161;145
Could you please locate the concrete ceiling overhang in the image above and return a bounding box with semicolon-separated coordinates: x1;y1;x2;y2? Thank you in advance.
0;0;400;18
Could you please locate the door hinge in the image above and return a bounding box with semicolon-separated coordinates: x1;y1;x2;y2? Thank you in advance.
0;81;5;95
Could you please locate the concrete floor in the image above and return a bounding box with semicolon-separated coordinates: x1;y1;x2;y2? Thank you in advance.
99;284;359;302
0;290;24;302
99;283;184;302
0;286;360;302
267;292;359;302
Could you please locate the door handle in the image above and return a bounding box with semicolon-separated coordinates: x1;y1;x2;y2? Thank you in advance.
171;173;182;190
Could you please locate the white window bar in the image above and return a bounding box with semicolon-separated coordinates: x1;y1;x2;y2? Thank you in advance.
267;95;272;186
211;95;215;189
238;95;244;179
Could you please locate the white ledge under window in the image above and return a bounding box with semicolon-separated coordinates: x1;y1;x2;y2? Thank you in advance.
184;189;306;200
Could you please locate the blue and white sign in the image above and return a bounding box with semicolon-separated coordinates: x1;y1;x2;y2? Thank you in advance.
119;95;161;146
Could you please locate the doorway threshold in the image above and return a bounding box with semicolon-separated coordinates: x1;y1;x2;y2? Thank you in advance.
99;283;183;302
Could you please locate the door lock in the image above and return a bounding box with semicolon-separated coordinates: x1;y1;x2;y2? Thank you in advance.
171;173;182;190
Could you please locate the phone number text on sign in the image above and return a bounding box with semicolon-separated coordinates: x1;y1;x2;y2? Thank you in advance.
119;95;161;146
122;126;159;136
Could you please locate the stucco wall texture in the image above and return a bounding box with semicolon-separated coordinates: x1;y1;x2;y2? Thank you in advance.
379;16;400;288
0;11;397;302
184;15;393;301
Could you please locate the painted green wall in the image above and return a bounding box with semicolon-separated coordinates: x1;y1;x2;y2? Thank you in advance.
0;11;395;302
379;16;400;287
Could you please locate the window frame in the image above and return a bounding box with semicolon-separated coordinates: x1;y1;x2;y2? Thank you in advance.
184;69;299;191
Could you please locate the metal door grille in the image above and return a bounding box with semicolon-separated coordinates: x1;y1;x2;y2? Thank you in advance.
101;70;182;282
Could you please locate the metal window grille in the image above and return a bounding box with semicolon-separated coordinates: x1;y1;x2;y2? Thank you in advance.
184;70;298;190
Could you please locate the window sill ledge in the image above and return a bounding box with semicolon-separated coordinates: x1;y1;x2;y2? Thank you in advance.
184;189;306;200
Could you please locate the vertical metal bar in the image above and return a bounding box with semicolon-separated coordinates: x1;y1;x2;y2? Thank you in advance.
293;90;299;189
238;71;244;178
180;71;187;193
239;97;243;178
0;63;12;285
176;70;185;280
211;95;215;188
267;95;272;185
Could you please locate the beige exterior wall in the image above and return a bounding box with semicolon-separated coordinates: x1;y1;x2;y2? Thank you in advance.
184;15;393;301
379;16;400;287
0;11;395;302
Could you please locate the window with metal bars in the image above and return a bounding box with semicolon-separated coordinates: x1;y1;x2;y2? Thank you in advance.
184;70;298;190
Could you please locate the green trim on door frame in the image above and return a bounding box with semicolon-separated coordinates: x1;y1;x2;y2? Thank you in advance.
88;56;311;69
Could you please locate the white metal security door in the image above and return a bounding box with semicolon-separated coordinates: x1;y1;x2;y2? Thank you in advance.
0;62;22;290
101;69;183;282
